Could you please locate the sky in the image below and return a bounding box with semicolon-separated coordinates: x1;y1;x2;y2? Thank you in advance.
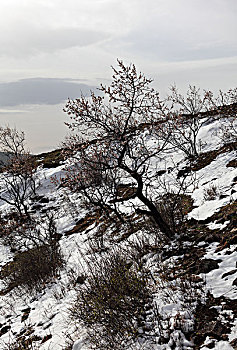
0;0;236;153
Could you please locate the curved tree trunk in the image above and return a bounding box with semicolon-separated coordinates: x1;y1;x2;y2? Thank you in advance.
137;191;174;239
121;164;174;239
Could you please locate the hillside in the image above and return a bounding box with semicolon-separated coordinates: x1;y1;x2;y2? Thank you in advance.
0;113;235;350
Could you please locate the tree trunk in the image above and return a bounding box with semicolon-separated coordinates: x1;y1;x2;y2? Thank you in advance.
137;192;174;239
121;165;174;239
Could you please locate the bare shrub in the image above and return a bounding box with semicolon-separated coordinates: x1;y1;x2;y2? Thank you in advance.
0;213;34;251
162;86;237;159
207;89;237;145
0;214;63;293
162;85;211;159
215;117;237;146
70;249;151;350
1;244;63;293
0;126;25;157
145;256;206;347
151;169;196;235
0;127;38;217
155;192;192;234
206;88;237;117
203;184;219;201
0;212;60;250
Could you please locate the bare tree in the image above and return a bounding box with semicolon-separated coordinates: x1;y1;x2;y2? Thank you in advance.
63;60;174;238
0;127;38;217
206;87;237;115
0;126;25;157
163;86;237;159
205;88;237;145
163;85;212;159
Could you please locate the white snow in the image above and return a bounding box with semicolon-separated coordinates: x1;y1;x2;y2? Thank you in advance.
0;116;236;349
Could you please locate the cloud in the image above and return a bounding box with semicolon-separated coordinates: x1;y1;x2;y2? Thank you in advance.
0;26;109;58
119;30;237;62
0;0;128;58
0;108;28;114
0;0;236;102
0;0;236;63
0;78;95;107
105;0;237;62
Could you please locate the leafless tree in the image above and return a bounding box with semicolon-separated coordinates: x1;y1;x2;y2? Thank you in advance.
63;60;174;238
0;126;25;157
162;85;213;159
206;87;237;115
158;86;237;160
0;127;38;217
206;88;237;145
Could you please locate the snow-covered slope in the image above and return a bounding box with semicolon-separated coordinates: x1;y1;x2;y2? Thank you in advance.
0;116;236;350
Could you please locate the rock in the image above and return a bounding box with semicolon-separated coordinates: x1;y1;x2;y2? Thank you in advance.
177;167;191;178
31;335;42;341
216;218;225;224
222;299;237;317
190;275;203;283
21;307;31;313
205;340;216;349
21;313;29;322
38;197;50;204
227;234;237;245
156;170;166;176
21;307;31;322
75;275;86;284
190;259;221;274
230;338;237;350
219;194;228;199
41;334;52;343
0;325;11;337
227;159;237;168
30;195;45;202
221;269;237;278
31;204;43;211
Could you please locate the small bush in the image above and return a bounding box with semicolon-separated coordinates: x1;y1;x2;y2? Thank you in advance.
203;185;219;201
1;243;63;293
0;214;63;293
70;250;150;350
0;213;34;251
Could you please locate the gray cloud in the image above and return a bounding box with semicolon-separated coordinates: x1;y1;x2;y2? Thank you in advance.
121;30;237;62
0;108;28;114
110;0;237;63
0;26;109;57
0;78;95;107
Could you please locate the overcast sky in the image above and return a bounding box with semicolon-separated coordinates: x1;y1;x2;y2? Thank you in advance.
0;0;236;153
